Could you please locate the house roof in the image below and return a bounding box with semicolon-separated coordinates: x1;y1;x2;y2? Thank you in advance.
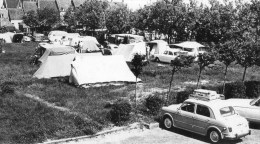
23;1;38;13
8;8;24;20
72;0;85;8
6;0;21;9
56;0;72;11
39;0;58;11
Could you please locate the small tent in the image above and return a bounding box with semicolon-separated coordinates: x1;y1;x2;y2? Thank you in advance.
147;40;169;55
173;41;205;49
113;42;146;62
37;43;76;63
69;55;139;86
0;33;13;43
33;53;102;79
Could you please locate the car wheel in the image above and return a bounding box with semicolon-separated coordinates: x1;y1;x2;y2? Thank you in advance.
208;129;221;143
155;57;160;62
163;116;173;130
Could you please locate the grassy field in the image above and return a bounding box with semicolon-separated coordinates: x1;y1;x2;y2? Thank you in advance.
0;42;259;143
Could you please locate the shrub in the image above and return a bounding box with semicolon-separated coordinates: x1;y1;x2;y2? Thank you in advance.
244;81;260;98
145;94;164;115
1;81;16;94
176;87;195;104
108;100;131;125
201;84;223;94
224;81;246;99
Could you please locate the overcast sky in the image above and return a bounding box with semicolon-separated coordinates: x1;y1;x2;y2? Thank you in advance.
113;0;252;11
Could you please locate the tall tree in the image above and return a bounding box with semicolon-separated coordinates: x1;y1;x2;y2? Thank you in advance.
216;40;237;94
236;41;259;81
196;52;216;88
76;0;108;31
131;54;146;109
23;7;60;32
106;3;131;34
167;55;194;105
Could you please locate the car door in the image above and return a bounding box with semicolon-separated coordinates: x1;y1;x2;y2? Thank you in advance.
236;99;260;123
165;51;174;63
174;102;195;131
160;51;168;62
193;104;213;135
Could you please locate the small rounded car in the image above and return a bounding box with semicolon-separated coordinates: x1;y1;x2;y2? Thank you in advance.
152;49;180;63
161;89;251;143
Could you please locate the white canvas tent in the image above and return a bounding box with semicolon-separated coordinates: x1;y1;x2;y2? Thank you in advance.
173;41;205;49
33;53;102;79
113;42;146;62
70;36;99;47
69;55;139;86
147;40;169;55
0;33;13;43
37;43;76;63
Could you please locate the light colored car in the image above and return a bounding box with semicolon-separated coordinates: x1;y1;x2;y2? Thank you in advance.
225;97;260;124
153;49;180;63
161;89;251;143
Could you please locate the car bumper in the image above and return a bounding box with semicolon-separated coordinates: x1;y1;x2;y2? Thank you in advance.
223;130;251;140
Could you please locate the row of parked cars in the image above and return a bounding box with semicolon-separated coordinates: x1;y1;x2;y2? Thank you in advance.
161;89;259;143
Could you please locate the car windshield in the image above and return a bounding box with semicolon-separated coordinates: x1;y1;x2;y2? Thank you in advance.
250;97;260;106
220;106;236;117
183;48;194;52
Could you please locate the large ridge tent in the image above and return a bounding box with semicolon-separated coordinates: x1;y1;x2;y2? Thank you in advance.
33;53;102;79
113;42;146;62
69;55;139;86
0;32;14;43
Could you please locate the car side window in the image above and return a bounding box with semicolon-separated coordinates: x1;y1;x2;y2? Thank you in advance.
181;102;195;113
163;51;168;54
196;105;211;117
254;99;260;107
168;51;173;55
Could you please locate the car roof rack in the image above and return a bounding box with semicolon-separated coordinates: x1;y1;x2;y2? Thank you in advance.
189;89;224;101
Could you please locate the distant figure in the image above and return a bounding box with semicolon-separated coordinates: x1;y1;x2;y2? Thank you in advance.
78;41;83;53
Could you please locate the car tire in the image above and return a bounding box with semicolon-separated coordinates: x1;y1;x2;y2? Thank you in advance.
163;116;173;130
155;57;160;62
208;129;221;143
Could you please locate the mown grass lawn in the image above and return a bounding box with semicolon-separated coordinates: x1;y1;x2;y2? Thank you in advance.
0;42;259;143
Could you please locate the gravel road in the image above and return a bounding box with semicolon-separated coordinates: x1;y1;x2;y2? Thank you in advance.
64;124;260;144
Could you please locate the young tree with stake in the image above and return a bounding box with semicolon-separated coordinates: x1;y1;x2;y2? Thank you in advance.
131;53;146;109
167;55;194;105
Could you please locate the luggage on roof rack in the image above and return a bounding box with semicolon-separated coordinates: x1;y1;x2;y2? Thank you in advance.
189;89;224;101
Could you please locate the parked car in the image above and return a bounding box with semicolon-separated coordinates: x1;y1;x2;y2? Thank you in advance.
161;89;251;143
152;49;180;63
225;97;260;124
103;44;118;55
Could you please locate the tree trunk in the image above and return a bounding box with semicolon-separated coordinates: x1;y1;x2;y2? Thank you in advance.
196;68;202;89
135;76;137;109
167;68;175;105
222;65;228;94
242;66;247;82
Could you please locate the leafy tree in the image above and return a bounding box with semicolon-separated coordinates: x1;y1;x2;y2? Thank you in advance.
216;41;237;94
23;7;60;32
106;3;132;34
131;53;146;109
167;55;194;105
196;52;216;88
236;41;258;81
64;6;78;31
75;0;108;32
